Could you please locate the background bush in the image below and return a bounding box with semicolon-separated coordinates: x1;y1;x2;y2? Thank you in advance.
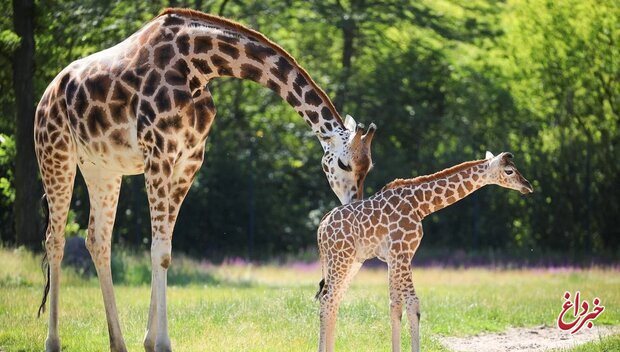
0;0;618;263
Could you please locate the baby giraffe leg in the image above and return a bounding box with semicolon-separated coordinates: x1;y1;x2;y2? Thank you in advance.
392;256;420;352
319;272;346;352
388;251;420;352
82;169;126;352
388;264;404;352
404;275;420;352
318;260;361;352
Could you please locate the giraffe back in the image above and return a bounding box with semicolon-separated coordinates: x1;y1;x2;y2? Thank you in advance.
318;188;424;263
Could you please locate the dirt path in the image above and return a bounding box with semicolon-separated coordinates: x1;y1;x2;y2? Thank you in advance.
440;325;619;352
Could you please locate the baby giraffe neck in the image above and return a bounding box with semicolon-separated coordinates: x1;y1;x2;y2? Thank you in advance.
406;160;490;218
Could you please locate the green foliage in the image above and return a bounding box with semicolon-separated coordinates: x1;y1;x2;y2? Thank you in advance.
108;249;218;286
64;210;87;238
499;0;620;255
0;134;15;202
0;29;20;53
0;0;618;260
0;134;15;240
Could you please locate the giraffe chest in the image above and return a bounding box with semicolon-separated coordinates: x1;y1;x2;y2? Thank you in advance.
373;236;391;262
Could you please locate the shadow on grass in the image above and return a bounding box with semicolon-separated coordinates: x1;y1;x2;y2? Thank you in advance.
66;239;261;287
51;237;223;286
0;242;264;289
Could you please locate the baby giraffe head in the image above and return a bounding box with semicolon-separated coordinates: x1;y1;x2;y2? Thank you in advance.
484;151;533;194
320;114;376;204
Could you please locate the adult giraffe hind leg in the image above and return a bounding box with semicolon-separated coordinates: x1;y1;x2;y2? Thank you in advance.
34;100;77;352
81;167;127;352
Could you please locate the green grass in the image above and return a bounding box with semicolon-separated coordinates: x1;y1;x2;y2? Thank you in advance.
0;247;618;351
567;335;620;352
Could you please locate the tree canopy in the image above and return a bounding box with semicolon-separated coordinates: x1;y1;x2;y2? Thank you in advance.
1;0;618;263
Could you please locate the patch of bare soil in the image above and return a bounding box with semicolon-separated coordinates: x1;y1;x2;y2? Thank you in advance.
440;325;619;352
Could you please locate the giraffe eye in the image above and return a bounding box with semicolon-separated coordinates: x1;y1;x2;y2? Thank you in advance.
337;158;352;172
505;169;514;175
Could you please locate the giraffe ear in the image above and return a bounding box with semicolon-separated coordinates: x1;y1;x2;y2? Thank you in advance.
485;151;494;160
344;114;357;131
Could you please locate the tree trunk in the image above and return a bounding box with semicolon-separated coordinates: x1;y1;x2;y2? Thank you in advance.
12;0;41;249
334;17;355;112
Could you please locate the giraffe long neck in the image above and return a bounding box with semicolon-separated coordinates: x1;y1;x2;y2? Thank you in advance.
145;10;345;138
395;160;490;219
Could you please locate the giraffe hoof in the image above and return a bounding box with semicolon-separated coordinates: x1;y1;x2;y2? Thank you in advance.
144;341;155;352
111;342;128;352
45;336;61;352
155;339;172;352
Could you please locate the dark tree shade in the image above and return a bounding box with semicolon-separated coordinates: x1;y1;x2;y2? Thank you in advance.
0;0;617;262
12;0;41;249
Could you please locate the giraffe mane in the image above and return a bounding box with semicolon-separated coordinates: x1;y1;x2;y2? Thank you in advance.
382;159;487;191
157;8;344;128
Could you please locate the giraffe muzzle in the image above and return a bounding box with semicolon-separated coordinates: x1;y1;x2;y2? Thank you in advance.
520;180;534;194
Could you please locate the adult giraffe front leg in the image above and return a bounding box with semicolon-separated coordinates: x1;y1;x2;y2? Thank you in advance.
142;145;206;352
81;167;127;352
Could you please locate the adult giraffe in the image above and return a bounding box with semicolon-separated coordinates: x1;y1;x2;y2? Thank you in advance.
34;8;376;352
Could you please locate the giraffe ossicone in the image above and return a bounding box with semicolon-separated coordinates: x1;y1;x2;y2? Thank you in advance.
33;8;376;352
316;151;533;352
344;114;357;131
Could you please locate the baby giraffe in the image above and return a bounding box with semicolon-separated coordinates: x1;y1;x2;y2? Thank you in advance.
315;151;533;352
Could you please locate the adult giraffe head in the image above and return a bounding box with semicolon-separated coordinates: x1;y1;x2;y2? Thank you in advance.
320;114;376;204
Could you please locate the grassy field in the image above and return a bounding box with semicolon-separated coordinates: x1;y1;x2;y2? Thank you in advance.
0;247;618;351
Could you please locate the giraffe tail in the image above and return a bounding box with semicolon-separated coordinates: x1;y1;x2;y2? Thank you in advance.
37;193;50;318
314;278;325;300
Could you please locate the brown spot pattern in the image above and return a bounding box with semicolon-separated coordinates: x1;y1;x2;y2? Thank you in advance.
244;42;276;63
194;36;213;53
270;57;293;84
240;64;262;82
154;44;175;69
143;71;161;96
